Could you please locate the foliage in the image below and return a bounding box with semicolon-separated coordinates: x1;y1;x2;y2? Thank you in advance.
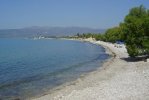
74;5;149;57
104;27;123;43
94;34;106;41
121;5;149;57
75;33;106;41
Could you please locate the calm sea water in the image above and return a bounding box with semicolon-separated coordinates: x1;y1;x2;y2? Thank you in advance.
0;38;109;100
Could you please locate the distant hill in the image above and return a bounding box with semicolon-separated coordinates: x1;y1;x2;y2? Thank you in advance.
0;26;106;38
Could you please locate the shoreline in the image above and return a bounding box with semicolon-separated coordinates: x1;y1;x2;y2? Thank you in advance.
32;39;149;100
30;38;114;100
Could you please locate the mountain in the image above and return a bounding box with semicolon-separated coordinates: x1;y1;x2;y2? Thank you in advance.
0;26;106;38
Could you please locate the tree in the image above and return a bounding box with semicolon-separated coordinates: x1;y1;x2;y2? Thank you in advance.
121;5;149;57
104;27;122;43
93;34;106;41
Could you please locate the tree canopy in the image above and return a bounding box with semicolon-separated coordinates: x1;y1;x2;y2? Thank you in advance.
121;5;149;57
75;5;149;57
104;27;122;43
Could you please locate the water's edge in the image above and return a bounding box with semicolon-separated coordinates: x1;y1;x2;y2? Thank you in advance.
30;39;114;100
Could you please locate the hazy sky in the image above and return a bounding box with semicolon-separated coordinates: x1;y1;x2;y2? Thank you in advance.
0;0;148;29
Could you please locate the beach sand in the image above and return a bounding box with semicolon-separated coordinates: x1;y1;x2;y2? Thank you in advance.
32;39;149;100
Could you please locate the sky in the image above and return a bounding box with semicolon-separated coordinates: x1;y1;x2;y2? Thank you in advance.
0;0;148;29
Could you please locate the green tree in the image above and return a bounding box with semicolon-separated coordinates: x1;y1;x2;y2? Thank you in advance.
121;5;149;57
104;27;122;43
93;34;105;41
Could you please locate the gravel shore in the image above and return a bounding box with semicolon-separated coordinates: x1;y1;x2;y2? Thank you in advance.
32;40;149;100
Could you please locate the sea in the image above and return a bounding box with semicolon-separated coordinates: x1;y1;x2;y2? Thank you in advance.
0;38;109;100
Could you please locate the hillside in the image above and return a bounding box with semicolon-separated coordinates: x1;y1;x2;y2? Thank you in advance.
0;26;106;38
